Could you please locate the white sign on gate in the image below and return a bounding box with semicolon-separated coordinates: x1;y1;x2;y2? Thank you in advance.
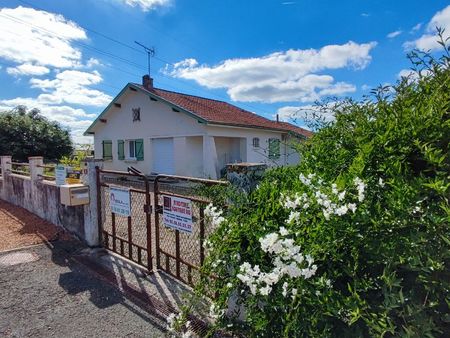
162;195;193;233
109;186;131;217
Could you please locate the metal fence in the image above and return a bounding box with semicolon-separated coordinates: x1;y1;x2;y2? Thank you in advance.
154;175;228;286
96;167;227;287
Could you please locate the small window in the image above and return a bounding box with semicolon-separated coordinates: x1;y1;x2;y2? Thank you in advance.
102;140;112;160
252;137;260;148
125;139;144;161
268;138;280;160
129;140;136;158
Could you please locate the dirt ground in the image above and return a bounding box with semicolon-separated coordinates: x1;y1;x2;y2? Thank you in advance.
0;199;71;252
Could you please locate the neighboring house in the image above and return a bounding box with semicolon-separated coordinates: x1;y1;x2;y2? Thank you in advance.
84;75;312;179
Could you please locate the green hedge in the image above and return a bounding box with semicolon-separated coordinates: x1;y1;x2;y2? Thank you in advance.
200;44;450;337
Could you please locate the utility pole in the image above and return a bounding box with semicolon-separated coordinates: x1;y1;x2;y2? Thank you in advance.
135;41;155;77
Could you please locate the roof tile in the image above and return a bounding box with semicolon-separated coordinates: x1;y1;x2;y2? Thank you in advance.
134;84;313;138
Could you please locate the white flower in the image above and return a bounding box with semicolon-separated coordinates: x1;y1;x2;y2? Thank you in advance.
282;282;288;297
348;203;357;213
209;304;225;319
354;177;366;202
335;205;348;216
325;279;332;288
181;331;193;338
205;203;225;227
259;285;272;296
226;282;233;288
287;211;301;224
279;226;289;236
338;191;346;201
378;178;385;187
291;288;298;299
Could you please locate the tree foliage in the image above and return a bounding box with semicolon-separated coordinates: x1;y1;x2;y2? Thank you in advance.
199;36;450;337
0;106;73;162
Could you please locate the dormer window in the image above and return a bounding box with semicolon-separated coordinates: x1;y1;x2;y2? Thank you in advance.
252;137;260;148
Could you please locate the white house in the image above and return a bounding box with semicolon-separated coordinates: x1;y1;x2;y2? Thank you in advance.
84;76;312;179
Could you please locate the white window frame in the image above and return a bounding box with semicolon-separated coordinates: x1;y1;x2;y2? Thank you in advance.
125;139;137;161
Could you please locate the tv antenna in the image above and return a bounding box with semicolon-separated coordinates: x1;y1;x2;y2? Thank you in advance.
135;41;155;76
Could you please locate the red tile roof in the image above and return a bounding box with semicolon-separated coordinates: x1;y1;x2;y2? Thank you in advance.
134;84;313;138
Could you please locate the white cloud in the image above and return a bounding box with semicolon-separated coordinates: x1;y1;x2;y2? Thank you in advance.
120;0;171;11
277;105;336;124
387;30;402;39
361;13;370;17
405;5;450;51
168;41;376;103
29;70;112;107
410;23;422;33
0;6;87;69
6;63;50;76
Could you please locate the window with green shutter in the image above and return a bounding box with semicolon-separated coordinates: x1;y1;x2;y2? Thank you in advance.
117;140;124;160
135;139;144;161
102;140;113;160
268;138;280;160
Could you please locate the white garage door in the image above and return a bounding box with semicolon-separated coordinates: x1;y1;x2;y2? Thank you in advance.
152;138;174;174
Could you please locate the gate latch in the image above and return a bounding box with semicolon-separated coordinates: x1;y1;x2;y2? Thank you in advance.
144;204;153;214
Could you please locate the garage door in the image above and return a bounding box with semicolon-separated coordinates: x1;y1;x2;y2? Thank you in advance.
152;138;174;174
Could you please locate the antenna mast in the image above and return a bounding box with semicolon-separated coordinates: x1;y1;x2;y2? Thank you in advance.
135;41;155;76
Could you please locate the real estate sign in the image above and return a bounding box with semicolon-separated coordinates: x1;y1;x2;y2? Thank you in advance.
162;195;193;233
109;186;131;217
55;165;66;186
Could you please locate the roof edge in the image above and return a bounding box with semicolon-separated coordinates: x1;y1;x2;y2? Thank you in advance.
83;83;209;136
207;121;311;138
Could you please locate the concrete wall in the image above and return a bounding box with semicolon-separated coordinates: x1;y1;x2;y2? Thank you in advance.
0;156;101;247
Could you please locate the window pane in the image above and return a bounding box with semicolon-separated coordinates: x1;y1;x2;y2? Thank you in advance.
129;140;135;158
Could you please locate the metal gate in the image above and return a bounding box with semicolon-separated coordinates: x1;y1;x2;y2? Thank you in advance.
96;167;152;271
96;167;227;286
154;175;228;286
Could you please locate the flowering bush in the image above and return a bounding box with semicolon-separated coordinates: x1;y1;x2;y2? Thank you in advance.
197;43;450;337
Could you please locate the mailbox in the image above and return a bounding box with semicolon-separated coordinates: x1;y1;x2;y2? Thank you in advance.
60;184;90;206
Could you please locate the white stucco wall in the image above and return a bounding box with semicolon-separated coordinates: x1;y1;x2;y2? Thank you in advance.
90;88;303;178
206;125;301;168
92;89;206;175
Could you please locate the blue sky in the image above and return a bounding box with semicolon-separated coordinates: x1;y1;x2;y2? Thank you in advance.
0;0;449;143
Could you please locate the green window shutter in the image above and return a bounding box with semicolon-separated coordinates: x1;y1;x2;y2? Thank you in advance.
135;139;144;161
117;140;124;160
268;138;280;160
102;140;113;160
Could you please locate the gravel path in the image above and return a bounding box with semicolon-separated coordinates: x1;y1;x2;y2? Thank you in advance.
0;199;71;252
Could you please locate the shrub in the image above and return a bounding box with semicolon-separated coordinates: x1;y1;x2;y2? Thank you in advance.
200;41;450;337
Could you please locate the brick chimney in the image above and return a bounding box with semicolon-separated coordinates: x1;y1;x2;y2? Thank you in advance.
142;74;153;90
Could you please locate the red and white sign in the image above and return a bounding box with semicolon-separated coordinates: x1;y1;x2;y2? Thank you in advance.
162;195;193;233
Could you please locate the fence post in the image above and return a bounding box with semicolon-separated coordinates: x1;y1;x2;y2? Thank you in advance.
83;158;103;247
29;156;44;181
28;156;44;216
0;156;12;200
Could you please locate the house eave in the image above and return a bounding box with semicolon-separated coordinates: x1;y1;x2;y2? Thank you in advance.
206;122;309;139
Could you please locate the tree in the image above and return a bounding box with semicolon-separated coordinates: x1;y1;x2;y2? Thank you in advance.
0;106;73;162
